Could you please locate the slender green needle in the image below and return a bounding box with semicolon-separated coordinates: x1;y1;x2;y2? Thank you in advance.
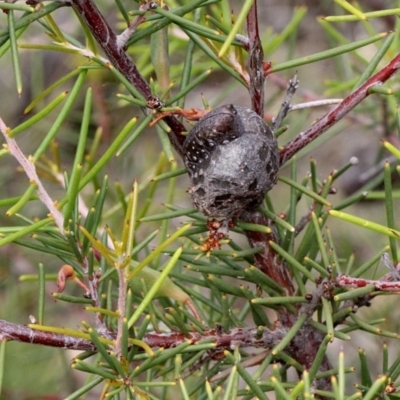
218;0;254;57
329;210;400;240
8;10;22;94
271;32;388;72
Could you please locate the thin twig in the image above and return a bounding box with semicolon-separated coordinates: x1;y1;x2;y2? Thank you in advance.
289;98;343;112
116;1;155;50
246;0;264;116
241;211;296;299
272;74;299;132
0;318;285;352
0;120;109;331
337;274;400;291
69;0;187;154
280;53;400;165
0;117;64;232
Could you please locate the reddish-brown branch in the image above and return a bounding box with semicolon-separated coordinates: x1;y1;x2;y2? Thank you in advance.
68;0;187;153
246;1;264;116
0;319;95;351
70;0;151;99
0;316;333;394
337;274;400;291
0;319;284;352
287;324;331;391
241;212;295;298
0;316;329;391
279;52;400;165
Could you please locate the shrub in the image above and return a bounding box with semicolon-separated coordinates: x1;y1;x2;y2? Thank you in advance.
0;1;400;399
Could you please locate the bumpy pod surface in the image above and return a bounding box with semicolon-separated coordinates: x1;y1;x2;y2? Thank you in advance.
183;104;279;219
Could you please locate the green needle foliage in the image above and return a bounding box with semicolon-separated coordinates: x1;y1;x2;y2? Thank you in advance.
1;1;400;399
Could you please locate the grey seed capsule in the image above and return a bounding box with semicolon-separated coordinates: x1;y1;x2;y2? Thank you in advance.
183;104;279;219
